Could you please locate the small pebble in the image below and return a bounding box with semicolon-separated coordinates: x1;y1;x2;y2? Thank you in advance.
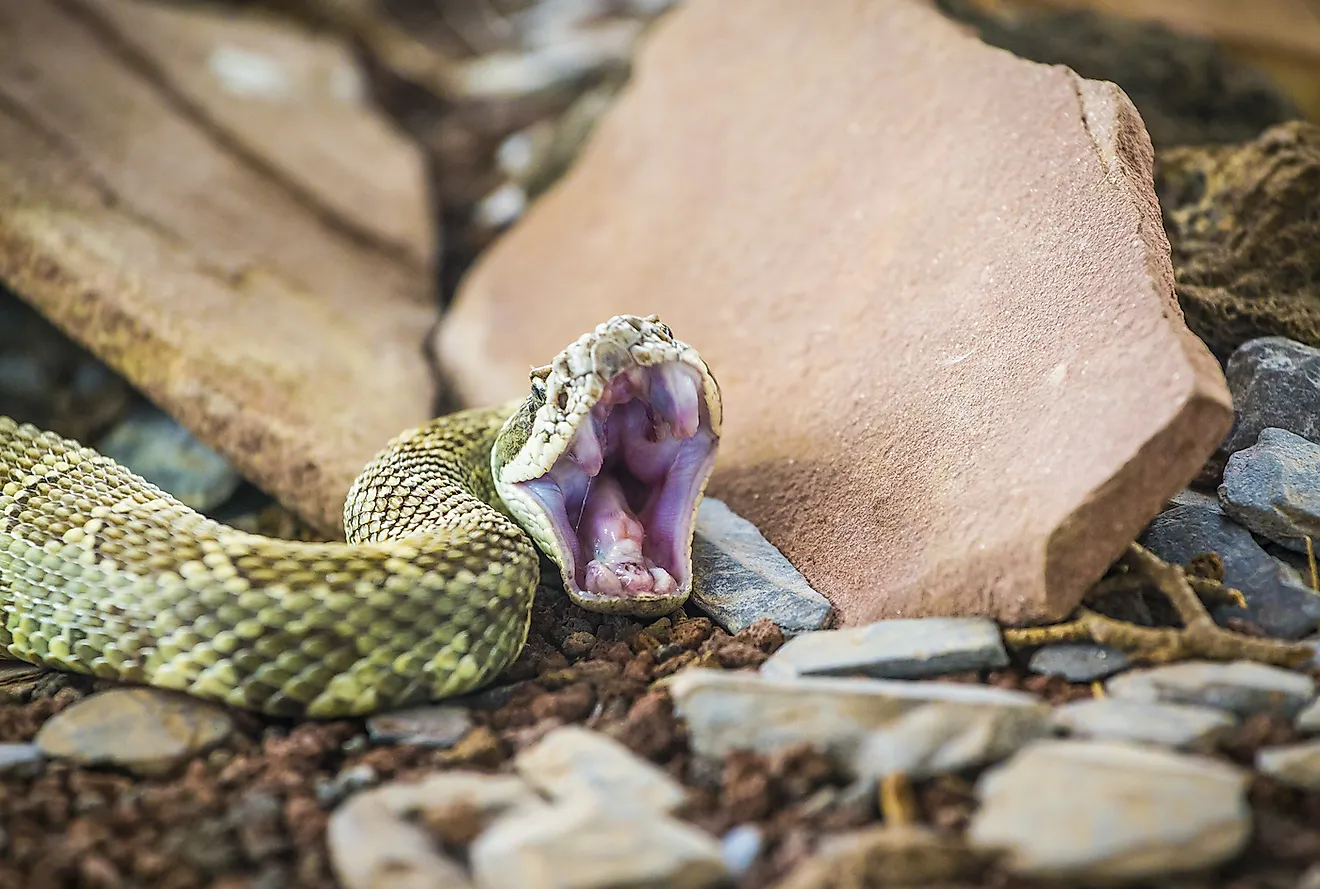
1050;698;1236;752
0;742;44;777
35;688;233;777
760;617;1008;680
720;824;763;877
1140;504;1320;639
1257;738;1320;790
514;724;688;814
690;497;834;635
1218;337;1320;457
471;797;730;889
1028;643;1131;683
366;705;474;749
1105;660;1316;719
968;740;1250;881
328;771;544;889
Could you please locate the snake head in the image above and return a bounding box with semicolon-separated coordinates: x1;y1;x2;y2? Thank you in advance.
493;314;722;617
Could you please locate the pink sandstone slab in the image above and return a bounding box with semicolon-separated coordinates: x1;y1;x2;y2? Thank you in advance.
436;0;1233;626
0;1;437;536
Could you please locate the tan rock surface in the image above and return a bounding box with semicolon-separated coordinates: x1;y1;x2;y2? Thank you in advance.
437;0;1231;625
0;1;437;535
76;0;434;269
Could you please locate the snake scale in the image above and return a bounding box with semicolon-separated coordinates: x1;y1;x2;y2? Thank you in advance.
0;315;722;717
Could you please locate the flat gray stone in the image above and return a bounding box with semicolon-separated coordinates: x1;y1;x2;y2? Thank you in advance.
1220;427;1320;552
0;742;43;777
851;699;1050;780
366;705;474;749
690;497;833;635
1105;660;1316;719
1050;698;1236;752
514;725;687;814
968;740;1251;881
1140;503;1320;639
35;688;233;778
1257;738;1320;790
327;771;545;889
760;617;1007;680
1028;643;1132;683
663;668;1045;774
470;797;729;889
1296;696;1320;733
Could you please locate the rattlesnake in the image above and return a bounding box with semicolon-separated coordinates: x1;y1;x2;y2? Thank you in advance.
0;315;721;717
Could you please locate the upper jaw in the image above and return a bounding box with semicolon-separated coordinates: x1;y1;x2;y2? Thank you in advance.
496;320;721;617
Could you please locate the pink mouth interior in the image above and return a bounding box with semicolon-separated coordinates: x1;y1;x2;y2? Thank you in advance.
517;362;717;600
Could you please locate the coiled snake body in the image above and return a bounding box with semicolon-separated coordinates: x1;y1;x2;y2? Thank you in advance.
0;315;721;717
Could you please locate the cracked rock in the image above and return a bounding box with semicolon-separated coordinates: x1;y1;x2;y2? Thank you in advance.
438;0;1230;628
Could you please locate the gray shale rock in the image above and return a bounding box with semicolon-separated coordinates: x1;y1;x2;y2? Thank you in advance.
1257;738;1320;791
1220;337;1320;457
514;725;687;814
690;497;834;635
968;739;1251;881
665;668;1047;777
1140;503;1320;638
470;797;730;889
1105;660;1316;719
1220;427;1320;552
760;617;1007;680
1027;643;1131;683
98;404;242;512
1051;698;1236;752
35;688;233;778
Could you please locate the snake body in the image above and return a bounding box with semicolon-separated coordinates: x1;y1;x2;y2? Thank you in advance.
0;315;721;717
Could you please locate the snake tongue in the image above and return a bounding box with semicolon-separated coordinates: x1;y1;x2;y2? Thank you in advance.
651;364;701;440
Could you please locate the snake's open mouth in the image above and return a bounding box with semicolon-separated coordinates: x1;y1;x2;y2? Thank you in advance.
517;361;718;604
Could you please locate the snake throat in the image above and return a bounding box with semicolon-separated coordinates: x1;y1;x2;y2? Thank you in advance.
516;361;717;605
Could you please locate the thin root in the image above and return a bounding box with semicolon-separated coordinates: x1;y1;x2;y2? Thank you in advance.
879;772;916;827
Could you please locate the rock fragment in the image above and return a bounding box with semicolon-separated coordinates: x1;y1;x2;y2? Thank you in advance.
514;724;687;814
760;617;1006;680
968;740;1251;881
1140;503;1320;638
437;0;1230;627
35;688;233;777
366;705;474;749
1027;643;1131;683
1220;427;1320;551
469;798;729;889
98;404;242;512
1257;739;1320;791
1105;660;1316;719
1296;696;1320;733
1051;698;1236;752
689;498;834;634
327;771;544;889
664;668;1045;775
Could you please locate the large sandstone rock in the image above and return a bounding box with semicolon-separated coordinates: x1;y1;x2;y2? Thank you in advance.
0;0;437;535
437;0;1231;625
